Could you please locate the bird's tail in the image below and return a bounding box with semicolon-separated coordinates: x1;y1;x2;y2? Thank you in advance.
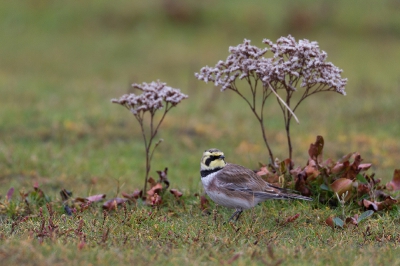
283;193;313;201
270;185;313;201
254;186;313;201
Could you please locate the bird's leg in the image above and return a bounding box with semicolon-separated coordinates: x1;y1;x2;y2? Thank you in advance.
234;209;243;221
227;208;243;223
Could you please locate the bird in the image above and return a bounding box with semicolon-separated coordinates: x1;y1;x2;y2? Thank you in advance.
200;148;313;222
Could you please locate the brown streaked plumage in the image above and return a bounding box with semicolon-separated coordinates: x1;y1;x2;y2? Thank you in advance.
200;148;312;222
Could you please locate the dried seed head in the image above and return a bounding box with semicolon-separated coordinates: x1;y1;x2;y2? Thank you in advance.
195;35;347;95
111;80;188;114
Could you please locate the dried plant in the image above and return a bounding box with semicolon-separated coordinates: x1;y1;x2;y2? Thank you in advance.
195;35;347;164
112;81;188;194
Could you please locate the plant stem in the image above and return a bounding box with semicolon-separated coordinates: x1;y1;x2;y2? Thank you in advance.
140;106;171;196
232;80;275;164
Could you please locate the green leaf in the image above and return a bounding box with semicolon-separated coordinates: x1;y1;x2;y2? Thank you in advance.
320;183;330;191
333;217;344;228
356;173;368;184
357;210;374;223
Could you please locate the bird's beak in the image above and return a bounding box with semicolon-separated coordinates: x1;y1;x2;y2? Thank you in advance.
219;155;225;159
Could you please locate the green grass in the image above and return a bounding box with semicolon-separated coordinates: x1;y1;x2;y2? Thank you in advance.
2;200;400;265
1;0;400;265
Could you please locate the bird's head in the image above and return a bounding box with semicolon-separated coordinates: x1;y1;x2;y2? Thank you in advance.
201;148;226;171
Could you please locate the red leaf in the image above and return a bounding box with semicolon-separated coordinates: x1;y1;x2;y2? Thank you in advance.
295;171;311;197
331;178;353;198
386;169;400;191
325;216;334;228
283;213;300;224
75;197;89;203
170;189;183;198
122;189;142;200
358;163;372;171
357;183;370;197
308;135;324;163
200;195;209;211
342;153;362;180
345;216;358;226
147;177;157;188
337;152;354;163
147;193;162;207
6;187;14;201
157;167;170;188
304;159;320;181
147;183;163;196
377;196;398;211
360;199;378;212
102;198;127;210
86;194;106;202
256;165;270;176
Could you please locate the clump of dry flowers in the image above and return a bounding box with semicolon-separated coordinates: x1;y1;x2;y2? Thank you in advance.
196;35;347;165
112;81;188;194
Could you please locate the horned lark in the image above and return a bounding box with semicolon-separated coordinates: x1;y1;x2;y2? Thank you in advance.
200;148;312;222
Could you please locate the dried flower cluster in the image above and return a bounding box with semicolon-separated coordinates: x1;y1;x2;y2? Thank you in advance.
111;81;188;115
112;80;188;194
195;35;346;95
195;35;347;163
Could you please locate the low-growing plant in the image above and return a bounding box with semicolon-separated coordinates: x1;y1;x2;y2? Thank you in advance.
196;35;347;164
259;135;400;222
112;81;188;194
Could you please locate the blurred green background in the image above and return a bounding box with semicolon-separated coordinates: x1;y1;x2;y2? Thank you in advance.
1;0;400;197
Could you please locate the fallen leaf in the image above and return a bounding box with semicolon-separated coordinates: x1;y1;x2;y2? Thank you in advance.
148;193;162;207
374;190;389;201
122;189;142;201
147;183;163;196
282;213;300;224
376;196;398;211
358;163;372;171
74;197;89;203
308;135;324;163
359;199;378;212
257;164;270;176
386;169;400;191
170;189;183;198
304;159;320;181
357;183;370;197
331;178;353;196
157;167;170;188
337;152;354;164
102;198;127;210
342;153;362;180
199;195;209;213
295;171;311;197
331;161;350;174
60;189;73;201
345;216;358;226
325;216;334;228
86;194;106;202
147;177;157;188
6;187;14;201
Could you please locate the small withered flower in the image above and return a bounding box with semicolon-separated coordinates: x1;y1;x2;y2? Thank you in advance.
112;80;188;114
112;80;188;195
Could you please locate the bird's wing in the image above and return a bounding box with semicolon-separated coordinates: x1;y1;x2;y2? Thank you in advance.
217;163;279;193
217;163;312;200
